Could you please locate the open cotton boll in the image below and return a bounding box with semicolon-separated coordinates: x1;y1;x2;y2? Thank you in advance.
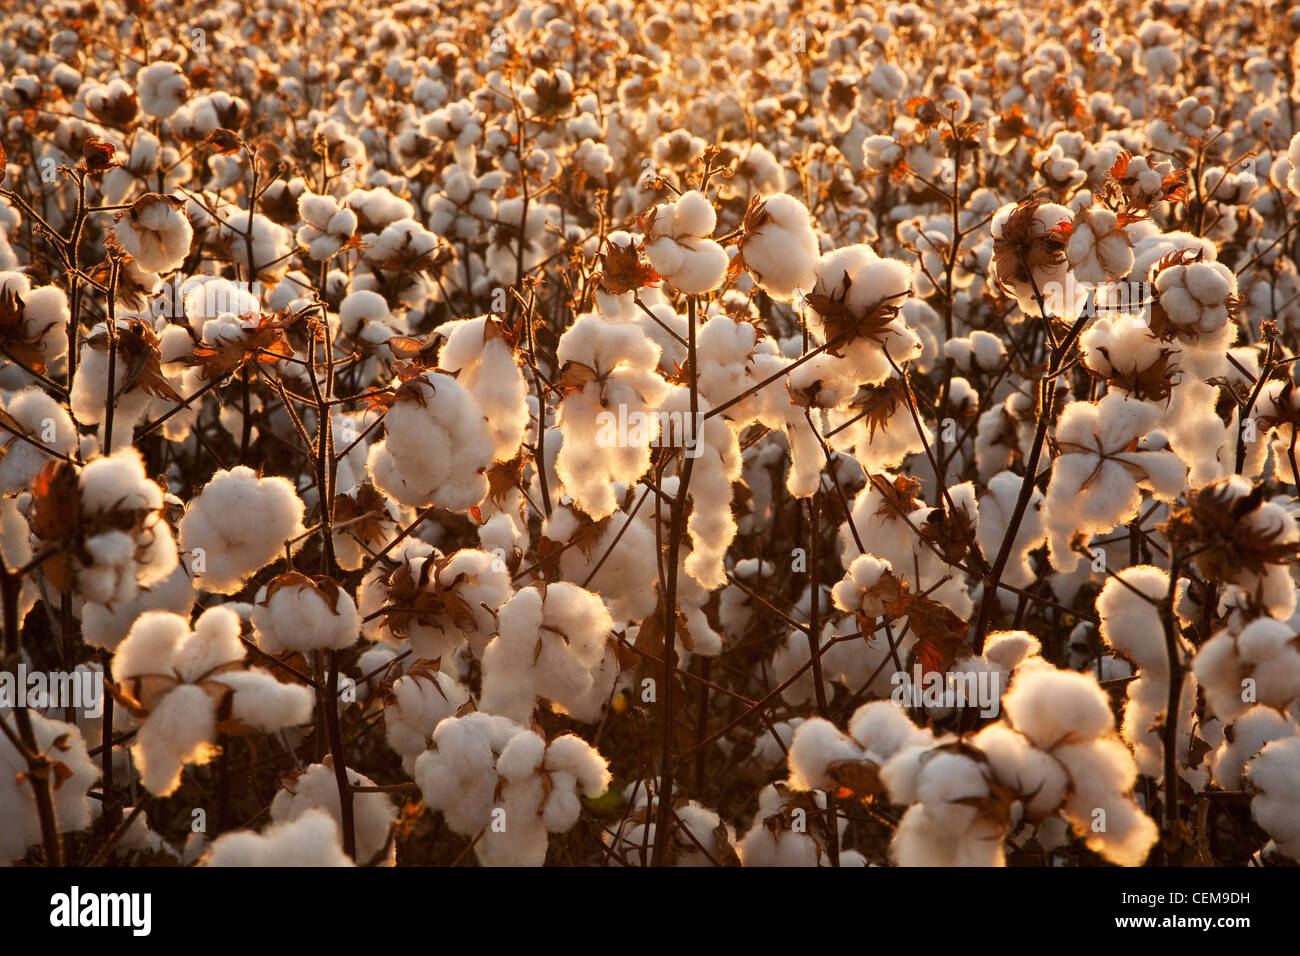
787;718;871;792
271;762;396;866
640;190;728;294
1066;207;1135;283
480;582;616;724
204;809;352;867
1153;260;1238;335
736;193;820;301
115;606;312;796
251;572;360;653
178;466;305;595
737;784;843;866
0;389;76;493
367;370;493;512
434;314;529;461
1002;666;1115;749
989;199;1082;316
1246;736;1300;859
295;191;358;260
382;666;472;773
0;713;98;865
1195;618;1300;723
135;61;189;119
414;714;609;866
1054;737;1158;866
0;273;70;380
360;546;511;660
36;448;178;607
81;562;195;651
113;193;192;274
538;501;658;623
1209;705;1297;789
554;311;669;519
216;209;293;284
975;472;1045;593
1044;393;1187;572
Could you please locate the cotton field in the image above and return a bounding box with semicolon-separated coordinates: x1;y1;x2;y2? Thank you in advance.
1;0;1299;873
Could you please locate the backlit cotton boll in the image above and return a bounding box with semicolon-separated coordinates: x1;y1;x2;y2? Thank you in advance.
296;191;358;260
480;582;617;724
251;571;360;654
114;606;314;796
178;466;306;594
367;370;494;512
434;314;529;461
359;545;512;659
0;713;98;864
641;189;728;294
413;714;610;866
1152;259;1238;335
0;389;76;493
112;194;193;274
271;762;396;866
203;809;353;867
735;193;820;301
135;61;189;119
381;665;472;773
0;272;71;373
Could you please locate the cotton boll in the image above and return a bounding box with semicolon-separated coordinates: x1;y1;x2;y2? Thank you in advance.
1246;736;1300;859
135;61;189;119
113;194;193;274
737;193;820;301
271;762;396;865
382;667;472;773
1044;393;1186;572
1003;666;1114;748
295;191;358;260
434;314;529;461
0;713;98;864
204;809;353;866
787;718;869;791
81;562;195;651
554;311;669;519
1213;704;1299;789
1055;737;1157;866
251;572;360;653
737;784;839;866
367;370;493;512
0;389;76;493
0;273;70;375
640;190;728;294
538;501;658;623
179;466;305;595
480;582;616;724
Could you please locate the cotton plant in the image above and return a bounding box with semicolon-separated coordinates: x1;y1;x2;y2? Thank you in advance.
111;606;314;796
413;712;611;866
0;273;70;382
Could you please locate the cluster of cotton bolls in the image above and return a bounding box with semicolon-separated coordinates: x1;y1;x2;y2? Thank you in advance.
4;0;1300;871
413;712;610;866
